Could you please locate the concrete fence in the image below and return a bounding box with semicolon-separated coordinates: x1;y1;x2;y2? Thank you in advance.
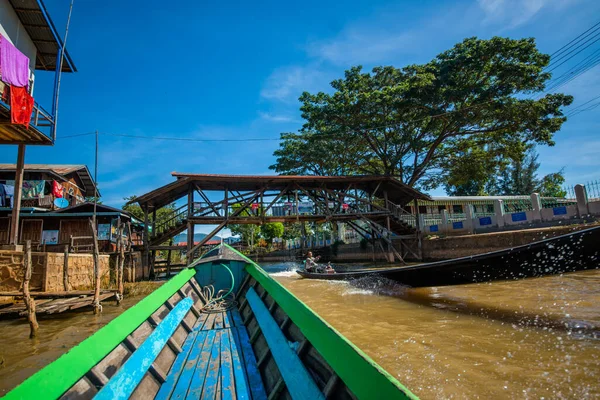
421;184;598;235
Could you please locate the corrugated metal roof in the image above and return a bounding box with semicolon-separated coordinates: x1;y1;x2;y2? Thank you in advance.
8;0;76;72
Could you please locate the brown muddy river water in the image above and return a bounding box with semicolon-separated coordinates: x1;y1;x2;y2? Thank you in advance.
0;266;599;399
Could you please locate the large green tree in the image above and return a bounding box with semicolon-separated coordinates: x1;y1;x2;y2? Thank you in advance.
270;37;572;190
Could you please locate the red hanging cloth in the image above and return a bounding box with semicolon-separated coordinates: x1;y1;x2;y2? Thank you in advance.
52;181;63;198
10;86;34;128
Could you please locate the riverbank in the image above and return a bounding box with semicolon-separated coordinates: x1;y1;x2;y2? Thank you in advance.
0;280;166;394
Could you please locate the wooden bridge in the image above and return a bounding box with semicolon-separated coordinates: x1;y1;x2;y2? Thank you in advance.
129;174;430;269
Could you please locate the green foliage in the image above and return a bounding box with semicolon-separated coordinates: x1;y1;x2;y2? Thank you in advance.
270;37;572;191
282;223;303;240
122;195;177;231
84;196;102;204
539;170;566;198
261;222;285;242
229;224;260;247
488;148;566;197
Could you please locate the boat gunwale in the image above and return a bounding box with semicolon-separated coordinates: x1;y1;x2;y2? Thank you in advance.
226;244;419;400
4;268;197;400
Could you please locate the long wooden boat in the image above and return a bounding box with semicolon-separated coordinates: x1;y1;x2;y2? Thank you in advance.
4;244;417;400
297;225;600;287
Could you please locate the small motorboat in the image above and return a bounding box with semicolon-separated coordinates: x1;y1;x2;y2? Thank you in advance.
296;225;600;287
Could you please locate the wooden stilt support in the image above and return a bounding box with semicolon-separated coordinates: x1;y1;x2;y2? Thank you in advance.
118;224;125;303
89;218;101;314
23;240;38;338
9;144;26;246
115;220;121;288
166;239;172;278
63;244;70;291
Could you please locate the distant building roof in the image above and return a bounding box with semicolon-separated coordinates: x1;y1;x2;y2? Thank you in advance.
0;164;98;196
7;0;76;72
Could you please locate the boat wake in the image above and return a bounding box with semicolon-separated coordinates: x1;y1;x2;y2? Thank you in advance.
270;269;299;278
347;276;411;297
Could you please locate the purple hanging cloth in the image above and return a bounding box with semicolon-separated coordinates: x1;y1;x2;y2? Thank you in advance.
0;35;30;88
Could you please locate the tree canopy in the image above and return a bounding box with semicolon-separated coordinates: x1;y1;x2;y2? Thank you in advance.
122;196;177;226
270;37;573;191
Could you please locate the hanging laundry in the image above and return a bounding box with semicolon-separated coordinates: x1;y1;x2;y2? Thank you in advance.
10;86;34;128
21;180;45;199
7;180;45;200
3;184;14;208
0;35;30;88
52;181;64;198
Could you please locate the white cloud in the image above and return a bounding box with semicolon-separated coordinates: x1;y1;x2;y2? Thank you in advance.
477;0;576;28
257;112;297;123
307;30;416;66
260;64;329;103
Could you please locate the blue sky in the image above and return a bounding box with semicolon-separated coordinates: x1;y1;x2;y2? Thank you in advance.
2;0;600;236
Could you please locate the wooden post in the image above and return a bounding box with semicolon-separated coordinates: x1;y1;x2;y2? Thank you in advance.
63;244;70;291
143;206;149;279
118;224;125;304
9;144;26;245
23;240;38;338
414;198;422;261
187;186;194;264
166;239;172;278
384;190;394;263
150;250;156;279
115;220;121;286
89;218;101;314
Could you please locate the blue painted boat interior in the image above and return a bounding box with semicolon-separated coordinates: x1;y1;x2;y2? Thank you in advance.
193;260;248;295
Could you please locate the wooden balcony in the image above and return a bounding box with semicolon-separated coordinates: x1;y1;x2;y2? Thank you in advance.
0;82;55;145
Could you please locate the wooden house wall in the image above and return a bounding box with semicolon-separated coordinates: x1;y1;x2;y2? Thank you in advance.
0;217;9;243
20;219;43;244
59;219;93;244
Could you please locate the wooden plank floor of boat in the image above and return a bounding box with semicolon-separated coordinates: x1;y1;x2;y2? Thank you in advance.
157;307;266;399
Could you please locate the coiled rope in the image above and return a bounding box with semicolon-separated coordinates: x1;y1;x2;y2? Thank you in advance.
200;263;238;313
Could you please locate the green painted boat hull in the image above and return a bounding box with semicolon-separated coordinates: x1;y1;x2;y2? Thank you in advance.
4;244;418;400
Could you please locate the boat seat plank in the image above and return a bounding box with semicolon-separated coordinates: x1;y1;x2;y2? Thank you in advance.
245;287;324;400
170;330;210;399
233;326;268;400
200;330;223;399
227;328;251;400
185;330;217;399
215;311;225;329
220;329;237;400
223;311;232;328
230;308;244;327
94;297;194;400
202;313;217;331
155;330;199;400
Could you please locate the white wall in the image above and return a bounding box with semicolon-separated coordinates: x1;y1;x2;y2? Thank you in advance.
0;2;37;86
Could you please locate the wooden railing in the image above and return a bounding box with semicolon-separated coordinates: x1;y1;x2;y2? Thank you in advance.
152;204;188;238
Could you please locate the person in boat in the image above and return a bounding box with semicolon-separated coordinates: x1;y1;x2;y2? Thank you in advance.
305;251;321;272
324;262;336;274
